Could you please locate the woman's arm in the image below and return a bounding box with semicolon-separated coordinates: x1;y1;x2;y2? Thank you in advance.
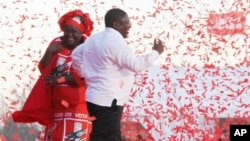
38;43;61;72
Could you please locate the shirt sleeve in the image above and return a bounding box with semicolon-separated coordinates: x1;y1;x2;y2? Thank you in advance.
71;43;85;78
111;39;159;72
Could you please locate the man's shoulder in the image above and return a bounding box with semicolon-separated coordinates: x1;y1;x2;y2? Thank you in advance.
88;30;103;38
85;28;120;44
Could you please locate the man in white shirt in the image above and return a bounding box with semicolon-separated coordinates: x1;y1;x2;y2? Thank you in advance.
72;8;164;141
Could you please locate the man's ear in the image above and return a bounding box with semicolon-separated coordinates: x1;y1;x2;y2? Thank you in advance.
113;21;120;29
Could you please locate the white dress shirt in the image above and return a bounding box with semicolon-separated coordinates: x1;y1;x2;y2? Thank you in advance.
72;28;159;106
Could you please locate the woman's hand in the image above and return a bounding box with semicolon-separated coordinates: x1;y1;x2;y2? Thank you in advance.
39;43;61;69
43;74;57;86
43;74;78;86
47;43;61;54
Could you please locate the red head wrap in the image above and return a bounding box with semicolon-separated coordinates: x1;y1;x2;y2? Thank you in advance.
58;10;94;36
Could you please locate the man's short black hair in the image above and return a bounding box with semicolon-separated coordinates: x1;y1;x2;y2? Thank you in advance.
104;8;127;28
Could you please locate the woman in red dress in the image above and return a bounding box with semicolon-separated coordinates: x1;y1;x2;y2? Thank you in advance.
12;10;94;141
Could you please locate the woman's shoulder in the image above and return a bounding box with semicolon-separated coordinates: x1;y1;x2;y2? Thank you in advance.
49;36;63;46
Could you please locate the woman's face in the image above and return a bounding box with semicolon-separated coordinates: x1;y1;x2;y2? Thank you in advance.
63;25;83;49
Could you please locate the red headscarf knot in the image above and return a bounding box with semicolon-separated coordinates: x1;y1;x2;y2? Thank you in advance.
58;10;94;36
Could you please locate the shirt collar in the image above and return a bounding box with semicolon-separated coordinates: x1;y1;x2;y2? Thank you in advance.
105;27;123;39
